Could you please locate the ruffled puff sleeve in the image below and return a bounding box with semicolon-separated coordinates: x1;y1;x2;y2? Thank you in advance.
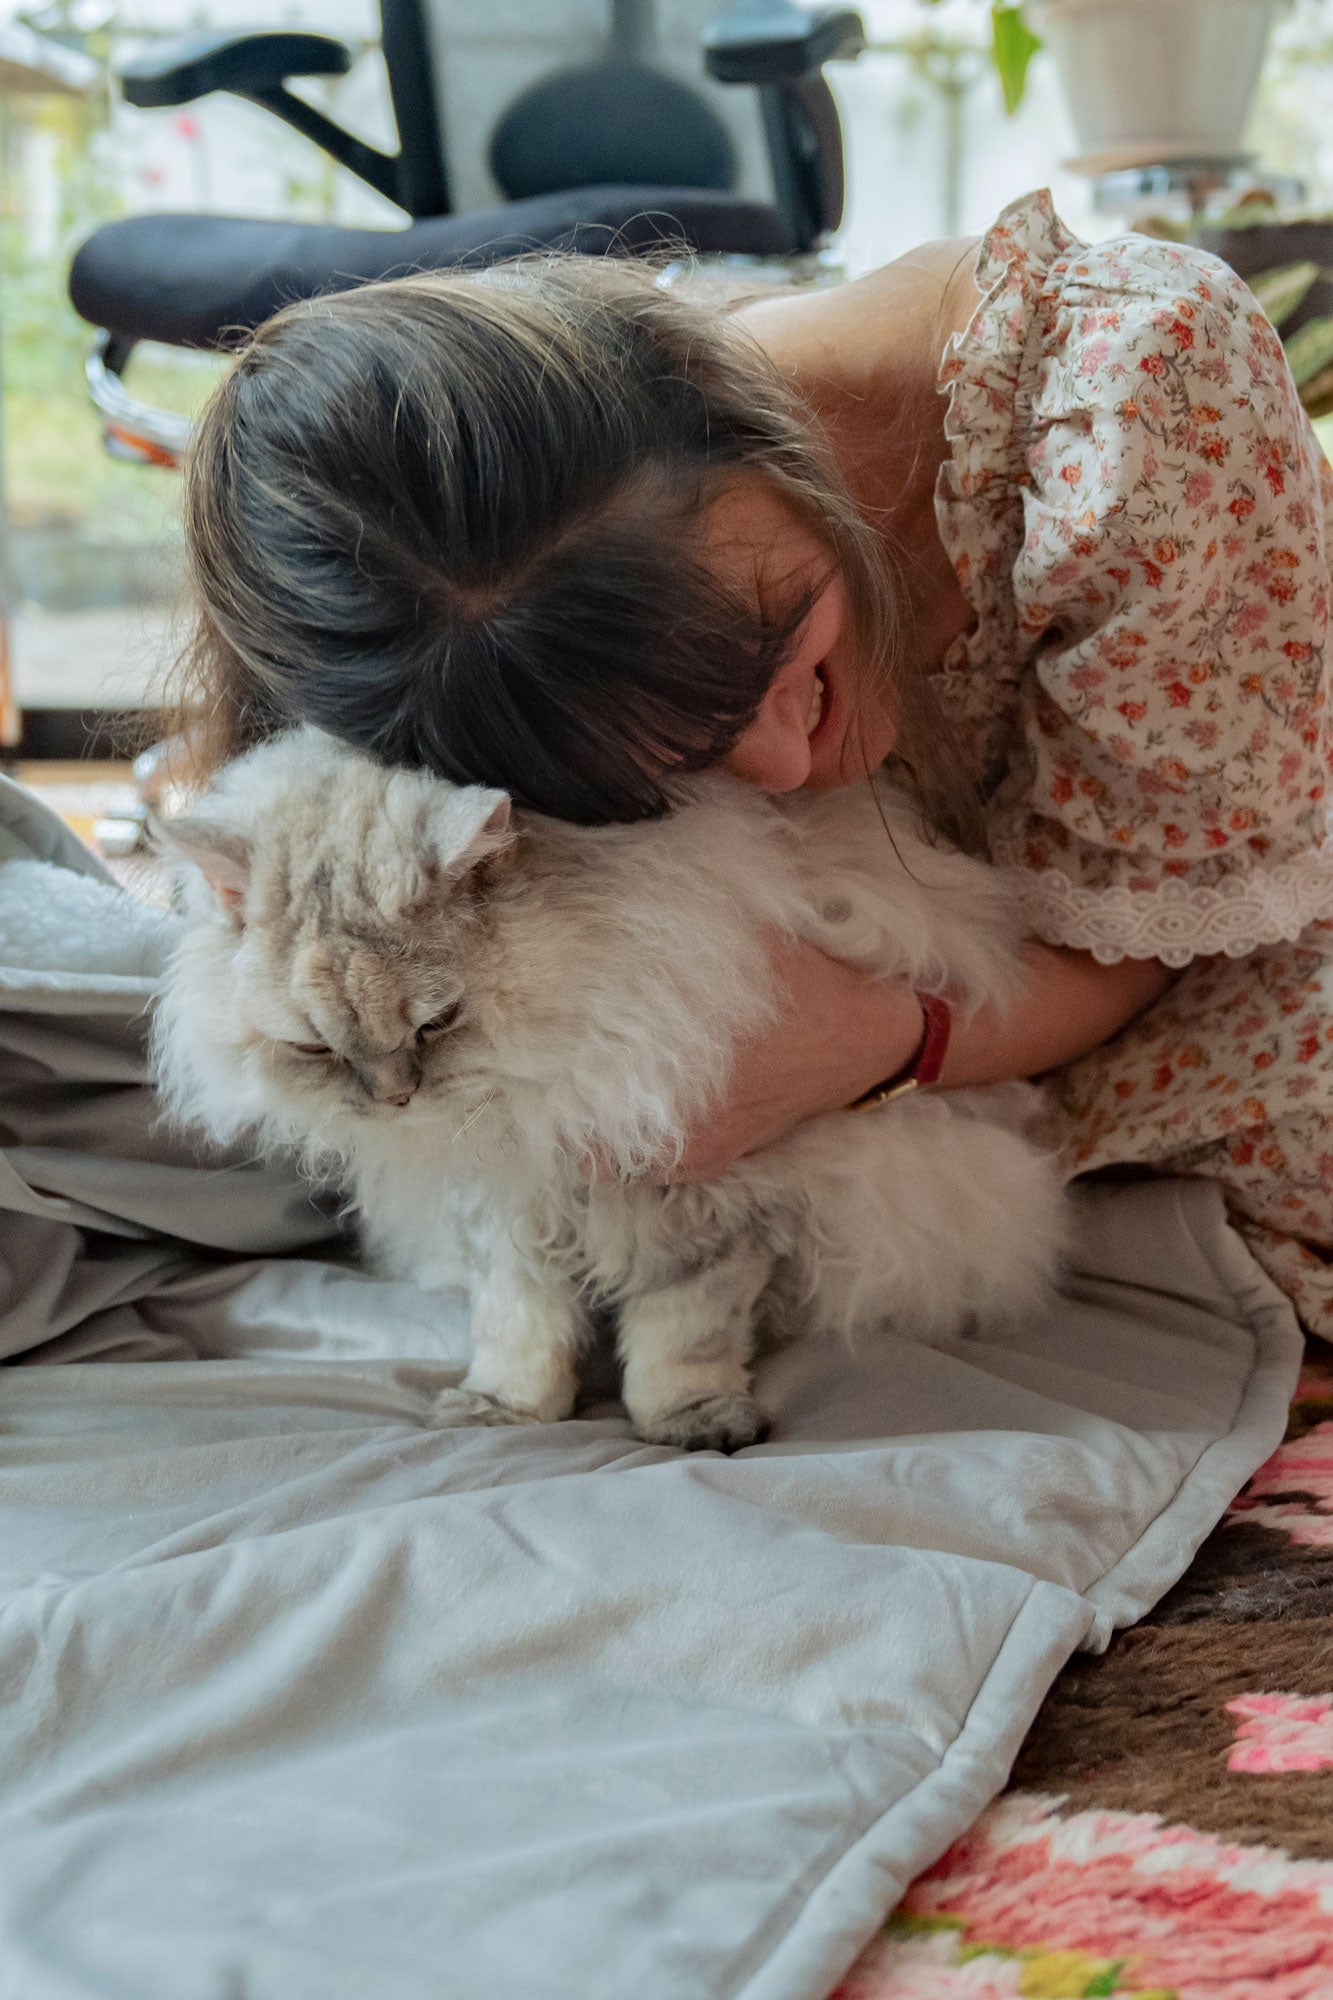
938;190;1333;968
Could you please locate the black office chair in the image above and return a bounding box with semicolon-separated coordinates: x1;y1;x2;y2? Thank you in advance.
69;0;865;468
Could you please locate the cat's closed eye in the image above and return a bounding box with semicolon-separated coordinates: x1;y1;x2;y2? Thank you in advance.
287;1040;333;1058
418;1002;462;1040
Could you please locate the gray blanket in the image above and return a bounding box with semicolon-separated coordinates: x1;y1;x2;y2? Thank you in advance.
0;775;1303;2000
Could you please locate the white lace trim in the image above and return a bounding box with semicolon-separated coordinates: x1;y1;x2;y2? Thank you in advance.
1018;850;1333;967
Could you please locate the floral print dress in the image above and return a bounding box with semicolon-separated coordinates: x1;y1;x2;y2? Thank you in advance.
935;189;1333;1330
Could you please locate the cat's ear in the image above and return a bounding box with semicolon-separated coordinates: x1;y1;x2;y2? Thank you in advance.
150;813;251;915
430;788;515;882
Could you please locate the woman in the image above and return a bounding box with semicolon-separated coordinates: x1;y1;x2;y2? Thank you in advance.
177;189;1333;1331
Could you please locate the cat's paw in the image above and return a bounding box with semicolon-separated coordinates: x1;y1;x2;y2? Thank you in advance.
427;1387;541;1430
639;1393;769;1454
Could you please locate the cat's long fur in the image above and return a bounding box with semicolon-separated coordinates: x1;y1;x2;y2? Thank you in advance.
153;727;1065;1449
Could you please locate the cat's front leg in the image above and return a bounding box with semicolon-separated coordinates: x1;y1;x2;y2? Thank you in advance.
435;1251;588;1428
618;1243;772;1452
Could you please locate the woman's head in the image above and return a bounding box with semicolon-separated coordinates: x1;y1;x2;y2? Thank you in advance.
179;253;970;836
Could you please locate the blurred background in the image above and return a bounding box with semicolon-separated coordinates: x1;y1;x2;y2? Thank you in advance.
4;0;1333;779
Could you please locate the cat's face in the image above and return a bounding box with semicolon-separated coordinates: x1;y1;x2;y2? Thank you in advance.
228;888;481;1125
157;731;513;1145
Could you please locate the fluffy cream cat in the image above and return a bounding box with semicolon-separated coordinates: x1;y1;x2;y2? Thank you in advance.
153;727;1064;1450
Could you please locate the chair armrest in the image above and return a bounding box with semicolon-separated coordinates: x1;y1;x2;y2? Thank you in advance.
702;2;864;85
119;30;352;110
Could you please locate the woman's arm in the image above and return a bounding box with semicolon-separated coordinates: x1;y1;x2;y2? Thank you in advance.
651;939;1176;1184
938;943;1176;1087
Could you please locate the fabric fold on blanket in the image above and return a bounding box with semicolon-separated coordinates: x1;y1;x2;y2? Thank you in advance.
0;772;1306;2000
0;778;339;1367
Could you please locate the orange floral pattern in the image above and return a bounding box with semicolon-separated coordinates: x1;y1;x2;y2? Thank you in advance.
1048;922;1333;1329
936;188;1333;957
934;192;1333;1332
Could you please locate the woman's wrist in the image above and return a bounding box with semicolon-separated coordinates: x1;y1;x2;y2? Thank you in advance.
842;976;930;1105
848;993;951;1109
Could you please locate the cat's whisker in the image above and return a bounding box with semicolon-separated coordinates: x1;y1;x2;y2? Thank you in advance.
450;1089;497;1146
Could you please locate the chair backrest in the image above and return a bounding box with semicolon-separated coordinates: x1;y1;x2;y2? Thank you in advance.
488;61;738;204
407;0;778;223
195;0;846;246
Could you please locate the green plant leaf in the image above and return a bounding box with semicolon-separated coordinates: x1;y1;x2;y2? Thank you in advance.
1213;195;1279;228
991;3;1042;114
1133;213;1190;243
1299;360;1333;419
1284;314;1333;388
1250;260;1319;330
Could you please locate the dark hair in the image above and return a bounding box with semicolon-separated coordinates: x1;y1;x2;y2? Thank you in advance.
178;253;976;839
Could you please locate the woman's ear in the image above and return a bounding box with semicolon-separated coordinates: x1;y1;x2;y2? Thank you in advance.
150;814;252;915
721;659;816;793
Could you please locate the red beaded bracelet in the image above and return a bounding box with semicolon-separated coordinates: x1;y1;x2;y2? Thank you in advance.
847;992;953;1112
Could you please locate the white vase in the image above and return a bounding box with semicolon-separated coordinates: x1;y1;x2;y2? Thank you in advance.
1030;0;1288;172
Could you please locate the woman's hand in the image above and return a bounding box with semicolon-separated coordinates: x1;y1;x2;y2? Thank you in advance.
645;938;927;1185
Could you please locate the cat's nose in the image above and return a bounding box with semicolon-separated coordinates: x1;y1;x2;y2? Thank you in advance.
355;1058;420;1107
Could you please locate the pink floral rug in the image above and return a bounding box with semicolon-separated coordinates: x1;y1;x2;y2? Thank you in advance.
830;1346;1333;1999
